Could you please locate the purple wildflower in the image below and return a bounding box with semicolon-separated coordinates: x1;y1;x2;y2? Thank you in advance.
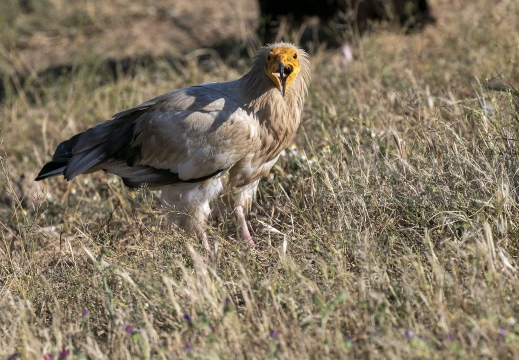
58;349;69;359
183;313;192;322
209;323;216;332
270;330;278;338
125;325;137;335
82;309;89;317
499;327;507;336
405;330;414;339
185;343;192;351
224;297;232;312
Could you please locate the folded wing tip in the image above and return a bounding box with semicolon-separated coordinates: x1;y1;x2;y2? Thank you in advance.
35;162;67;181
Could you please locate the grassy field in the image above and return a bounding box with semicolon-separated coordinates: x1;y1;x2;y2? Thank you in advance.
2;0;519;358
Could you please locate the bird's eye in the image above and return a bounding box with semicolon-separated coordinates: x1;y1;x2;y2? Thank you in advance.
293;53;297;59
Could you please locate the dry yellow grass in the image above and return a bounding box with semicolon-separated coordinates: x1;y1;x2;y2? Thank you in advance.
2;0;519;358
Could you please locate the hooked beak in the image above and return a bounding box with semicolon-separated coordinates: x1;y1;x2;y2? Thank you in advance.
276;61;293;97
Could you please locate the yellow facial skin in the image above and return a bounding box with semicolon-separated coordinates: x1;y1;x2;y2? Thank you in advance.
264;47;301;97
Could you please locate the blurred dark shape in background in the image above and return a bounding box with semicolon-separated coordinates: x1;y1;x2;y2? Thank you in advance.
259;0;435;48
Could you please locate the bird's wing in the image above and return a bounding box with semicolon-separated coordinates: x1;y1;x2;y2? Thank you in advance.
40;83;261;188
131;84;259;179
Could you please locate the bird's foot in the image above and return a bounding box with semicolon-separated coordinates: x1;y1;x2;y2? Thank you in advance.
240;224;255;248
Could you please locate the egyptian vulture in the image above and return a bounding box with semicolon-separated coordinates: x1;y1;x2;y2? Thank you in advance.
36;43;311;254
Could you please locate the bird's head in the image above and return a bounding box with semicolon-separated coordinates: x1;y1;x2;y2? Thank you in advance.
264;46;301;97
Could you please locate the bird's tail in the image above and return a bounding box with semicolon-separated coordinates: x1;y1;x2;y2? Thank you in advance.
35;134;81;181
35;107;146;183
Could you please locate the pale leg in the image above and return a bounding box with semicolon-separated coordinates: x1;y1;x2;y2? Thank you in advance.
234;205;255;248
198;228;212;262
